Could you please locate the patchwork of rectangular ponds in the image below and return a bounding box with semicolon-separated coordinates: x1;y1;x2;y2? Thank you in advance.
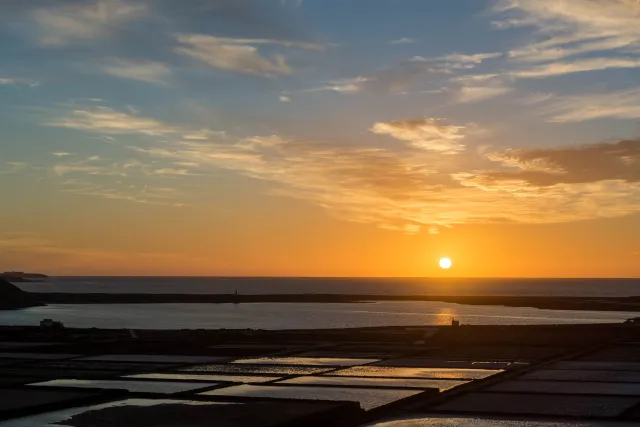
77;354;227;364
329;366;502;380
275;376;468;391
520;369;640;383
371;358;514;370
364;415;640;427
176;364;332;376
0;398;359;427
125;373;281;383
434;392;639;417
200;384;424;410
30;379;218;394
231;357;379;366
486;380;640;396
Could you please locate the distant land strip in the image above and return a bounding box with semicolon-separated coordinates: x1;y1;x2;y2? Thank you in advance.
30;293;640;312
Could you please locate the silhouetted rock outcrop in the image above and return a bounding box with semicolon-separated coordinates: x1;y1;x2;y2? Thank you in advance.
0;278;43;309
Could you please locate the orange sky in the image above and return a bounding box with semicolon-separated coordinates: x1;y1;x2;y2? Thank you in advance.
1;0;640;277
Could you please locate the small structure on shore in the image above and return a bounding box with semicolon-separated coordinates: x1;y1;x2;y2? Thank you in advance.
451;318;460;327
40;318;64;330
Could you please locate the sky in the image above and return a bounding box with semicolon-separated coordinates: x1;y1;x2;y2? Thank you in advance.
0;0;639;277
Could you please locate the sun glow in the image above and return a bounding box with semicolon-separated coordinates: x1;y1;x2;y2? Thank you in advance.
439;257;452;269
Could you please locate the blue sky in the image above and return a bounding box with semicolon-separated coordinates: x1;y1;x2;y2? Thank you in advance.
0;0;639;275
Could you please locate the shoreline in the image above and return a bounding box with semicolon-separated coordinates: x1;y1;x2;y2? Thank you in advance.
30;292;640;312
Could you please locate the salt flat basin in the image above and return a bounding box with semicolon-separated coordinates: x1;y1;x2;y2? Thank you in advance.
201;384;423;410
329;366;502;380
30;379;217;394
126;373;280;384
275;375;468;391
364;415;640;427
232;357;379;366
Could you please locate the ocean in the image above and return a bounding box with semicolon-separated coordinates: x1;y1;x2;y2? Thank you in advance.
5;277;638;330
0;301;635;330
16;276;640;297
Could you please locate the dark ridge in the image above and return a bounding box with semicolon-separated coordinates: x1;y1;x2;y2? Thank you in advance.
0;278;44;310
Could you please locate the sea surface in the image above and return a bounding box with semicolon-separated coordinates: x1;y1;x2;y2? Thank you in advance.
6;277;639;330
0;301;636;330
16;276;640;297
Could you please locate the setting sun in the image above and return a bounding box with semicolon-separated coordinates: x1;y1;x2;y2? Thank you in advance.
439;258;452;269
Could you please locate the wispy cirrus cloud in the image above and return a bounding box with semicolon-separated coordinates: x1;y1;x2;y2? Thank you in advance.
371;118;467;154
30;104;640;233
174;34;319;77
389;37;417;44
511;57;640;79
452;75;513;103
45;106;179;136
480;139;640;186
309;51;500;96
494;0;640;77
29;0;147;47
544;87;640;122
101;58;171;85
309;76;373;93
0;77;39;86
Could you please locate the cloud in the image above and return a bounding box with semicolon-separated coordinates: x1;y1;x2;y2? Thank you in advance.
457;85;513;103
1;162;32;174
153;168;190;176
452;75;513;103
0;77;39;86
479;138;640;186
370;118;467;154
309;76;373;93
437;52;503;68
101;58;171;85
389;37;417;44
279;95;291;102
494;0;640;76
174;34;320;77
310;51;500;96
544;87;640;122
45;106;179;135
511;57;640;78
522;92;555;105
35;103;640;233
29;0;147;47
52;152;73;157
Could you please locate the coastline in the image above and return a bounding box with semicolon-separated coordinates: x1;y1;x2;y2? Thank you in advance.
29;292;640;312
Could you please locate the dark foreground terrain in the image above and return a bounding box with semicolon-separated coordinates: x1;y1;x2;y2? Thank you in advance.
0;321;639;425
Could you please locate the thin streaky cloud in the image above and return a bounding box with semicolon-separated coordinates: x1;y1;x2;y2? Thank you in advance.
389;37;417;44
101;59;171;85
29;0;147;47
370;118;467;154
545;88;640;122
174;34;294;77
511;57;640;79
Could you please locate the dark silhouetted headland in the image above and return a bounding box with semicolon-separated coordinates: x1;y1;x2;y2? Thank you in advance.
0;278;44;310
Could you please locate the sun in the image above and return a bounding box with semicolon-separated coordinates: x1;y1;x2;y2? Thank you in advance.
439;257;452;269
